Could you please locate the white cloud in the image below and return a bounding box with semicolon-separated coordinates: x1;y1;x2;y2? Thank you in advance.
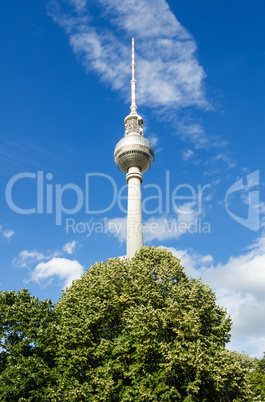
31;258;84;289
48;0;208;110
63;240;77;254
48;0;239;150
0;225;15;240
166;232;265;357
3;230;14;239
177;122;229;150
174;120;229;150
182;149;195;161
100;0;187;39
203;253;265;300
165;246;213;277
176;122;209;149
211;153;236;169
68;0;87;12
13;250;47;268
2;229;14;239
14;242;82;289
14;241;79;268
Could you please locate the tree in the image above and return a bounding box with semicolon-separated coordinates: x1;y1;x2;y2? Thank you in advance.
51;246;252;401
0;289;56;401
248;354;265;401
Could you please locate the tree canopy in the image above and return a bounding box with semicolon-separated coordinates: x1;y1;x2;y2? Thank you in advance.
248;353;265;401
53;247;251;401
0;247;254;401
0;289;56;401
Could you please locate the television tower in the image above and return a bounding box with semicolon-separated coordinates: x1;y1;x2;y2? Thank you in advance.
114;38;154;258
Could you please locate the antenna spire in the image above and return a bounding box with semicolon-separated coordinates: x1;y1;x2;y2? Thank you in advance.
130;37;137;114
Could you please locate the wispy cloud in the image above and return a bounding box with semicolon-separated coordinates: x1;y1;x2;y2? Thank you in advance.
181;148;195;161
13;250;56;268
48;1;239;153
63;240;77;254
2;230;14;239
211;153;236;169
48;0;208;111
0;226;14;240
175;120;229;151
0;135;58;170
177;123;209;149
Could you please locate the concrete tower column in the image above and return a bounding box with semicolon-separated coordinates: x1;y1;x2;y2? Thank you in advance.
126;166;143;258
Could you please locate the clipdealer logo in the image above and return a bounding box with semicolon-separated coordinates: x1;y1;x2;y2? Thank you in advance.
225;170;260;231
5;171;210;226
4;170;261;232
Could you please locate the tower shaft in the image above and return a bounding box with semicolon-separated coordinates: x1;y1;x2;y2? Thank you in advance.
126;166;143;258
114;39;154;258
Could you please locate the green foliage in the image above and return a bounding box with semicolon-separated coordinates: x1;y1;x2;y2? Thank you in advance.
0;248;254;401
248;353;265;401
51;246;252;401
0;289;56;401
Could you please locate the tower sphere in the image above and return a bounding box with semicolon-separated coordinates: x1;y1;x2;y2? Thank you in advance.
114;134;154;174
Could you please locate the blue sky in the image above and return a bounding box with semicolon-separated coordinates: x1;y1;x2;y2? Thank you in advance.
1;0;265;357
